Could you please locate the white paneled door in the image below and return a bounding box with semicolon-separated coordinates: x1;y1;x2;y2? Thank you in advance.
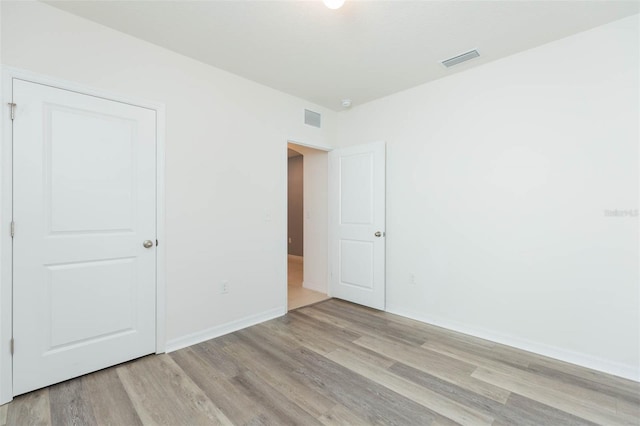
12;79;157;395
329;141;386;310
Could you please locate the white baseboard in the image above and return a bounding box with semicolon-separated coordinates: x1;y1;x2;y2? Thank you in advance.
385;306;640;382
302;280;327;294
165;307;285;353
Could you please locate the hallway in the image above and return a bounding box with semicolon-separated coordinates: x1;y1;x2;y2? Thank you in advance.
287;255;329;310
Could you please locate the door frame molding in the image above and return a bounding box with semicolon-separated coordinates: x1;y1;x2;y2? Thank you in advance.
284;139;332;311
0;66;167;404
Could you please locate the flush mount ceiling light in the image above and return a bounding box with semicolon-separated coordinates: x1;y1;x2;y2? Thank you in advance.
323;0;345;10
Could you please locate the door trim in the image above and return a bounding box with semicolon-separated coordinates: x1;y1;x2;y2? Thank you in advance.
0;66;167;404
283;139;333;311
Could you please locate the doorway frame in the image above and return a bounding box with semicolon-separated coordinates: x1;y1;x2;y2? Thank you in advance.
284;139;332;311
0;67;167;404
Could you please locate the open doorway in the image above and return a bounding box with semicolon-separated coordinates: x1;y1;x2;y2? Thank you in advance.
287;143;330;310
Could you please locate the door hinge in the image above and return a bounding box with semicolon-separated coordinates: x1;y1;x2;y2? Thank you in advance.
8;103;16;120
10;221;15;238
10;338;14;355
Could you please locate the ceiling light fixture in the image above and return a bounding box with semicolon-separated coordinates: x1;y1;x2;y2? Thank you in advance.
341;98;352;108
323;0;345;10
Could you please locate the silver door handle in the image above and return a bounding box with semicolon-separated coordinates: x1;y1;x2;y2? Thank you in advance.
375;231;382;237
143;240;154;248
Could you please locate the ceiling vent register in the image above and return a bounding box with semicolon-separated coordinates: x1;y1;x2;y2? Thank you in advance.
441;49;480;68
304;109;322;128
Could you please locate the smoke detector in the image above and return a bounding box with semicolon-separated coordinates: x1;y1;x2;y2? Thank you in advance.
341;98;352;108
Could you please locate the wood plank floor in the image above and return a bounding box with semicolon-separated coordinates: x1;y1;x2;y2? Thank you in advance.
3;299;639;425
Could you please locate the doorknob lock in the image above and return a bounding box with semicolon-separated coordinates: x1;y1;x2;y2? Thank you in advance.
375;231;382;237
143;240;154;248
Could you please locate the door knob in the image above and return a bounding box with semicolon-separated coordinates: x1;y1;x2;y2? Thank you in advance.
143;240;154;248
375;231;382;237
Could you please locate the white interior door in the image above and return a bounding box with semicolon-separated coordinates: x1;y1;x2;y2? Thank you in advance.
329;141;385;310
12;79;157;395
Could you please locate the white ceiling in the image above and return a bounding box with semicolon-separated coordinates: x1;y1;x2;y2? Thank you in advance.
45;1;639;111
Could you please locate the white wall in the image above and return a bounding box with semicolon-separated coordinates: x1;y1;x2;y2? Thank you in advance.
336;15;640;380
1;1;336;348
288;144;329;294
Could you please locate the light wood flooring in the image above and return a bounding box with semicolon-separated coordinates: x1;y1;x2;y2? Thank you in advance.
1;299;639;425
287;255;330;311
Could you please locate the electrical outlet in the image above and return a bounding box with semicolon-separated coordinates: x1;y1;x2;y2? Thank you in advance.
410;273;417;285
289;237;292;244
220;280;229;294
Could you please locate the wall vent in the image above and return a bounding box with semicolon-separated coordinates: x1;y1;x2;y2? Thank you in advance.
304;109;322;128
440;49;480;68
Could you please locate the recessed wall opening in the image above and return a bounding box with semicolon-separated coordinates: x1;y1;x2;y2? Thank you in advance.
287;143;330;310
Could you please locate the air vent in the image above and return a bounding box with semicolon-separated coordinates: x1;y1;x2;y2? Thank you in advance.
304;109;321;128
440;49;480;68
